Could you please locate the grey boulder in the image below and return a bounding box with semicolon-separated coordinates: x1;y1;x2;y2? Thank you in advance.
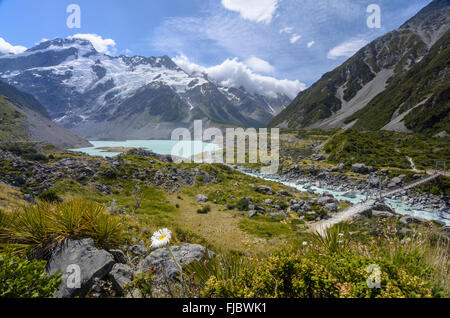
367;175;382;188
195;194;209;202
130;245;148;255
372;210;396;218
46;239;115;298
352;163;370;174
324;202;338;213
109;263;134;295
256;186;274;194
399;216;427;225
372;202;393;213
138;244;210;281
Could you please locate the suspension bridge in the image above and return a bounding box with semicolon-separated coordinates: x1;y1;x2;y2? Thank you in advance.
312;161;446;236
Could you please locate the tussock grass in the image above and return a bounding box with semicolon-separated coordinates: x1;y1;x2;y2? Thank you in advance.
311;222;351;254
377;225;450;296
0;210;12;247
185;253;250;288
2;199;125;256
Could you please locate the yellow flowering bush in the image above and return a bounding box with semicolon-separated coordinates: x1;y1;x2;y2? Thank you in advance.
201;250;434;298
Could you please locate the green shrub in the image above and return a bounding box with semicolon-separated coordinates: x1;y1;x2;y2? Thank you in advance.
236;199;250;211
37;190;62;203
0;248;61;298
201;250;433;298
125;272;155;298
0;143;48;162
197;205;211;214
201;251;339;298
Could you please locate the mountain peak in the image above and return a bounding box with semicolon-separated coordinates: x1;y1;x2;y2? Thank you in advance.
119;54;179;70
27;38;97;54
399;0;450;47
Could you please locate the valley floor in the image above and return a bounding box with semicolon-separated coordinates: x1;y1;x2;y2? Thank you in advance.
0;129;449;298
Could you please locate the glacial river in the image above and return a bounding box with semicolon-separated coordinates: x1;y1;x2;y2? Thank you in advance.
244;171;450;226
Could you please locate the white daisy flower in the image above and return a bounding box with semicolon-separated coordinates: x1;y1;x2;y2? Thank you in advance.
151;228;171;248
302;241;308;246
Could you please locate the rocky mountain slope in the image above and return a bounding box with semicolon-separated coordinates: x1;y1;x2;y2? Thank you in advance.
0;38;291;139
270;0;449;136
0;82;91;148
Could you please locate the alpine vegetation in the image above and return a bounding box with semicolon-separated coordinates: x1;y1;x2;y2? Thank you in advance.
0;0;449;302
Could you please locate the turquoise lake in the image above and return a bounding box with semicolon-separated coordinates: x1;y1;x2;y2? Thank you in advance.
70;140;220;158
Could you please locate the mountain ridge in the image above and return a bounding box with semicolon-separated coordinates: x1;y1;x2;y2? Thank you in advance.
270;0;450;136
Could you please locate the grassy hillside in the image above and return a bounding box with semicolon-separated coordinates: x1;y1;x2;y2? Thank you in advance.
0;96;28;142
269;29;428;130
344;30;450;135
323;129;450;170
0;80;49;118
268;53;374;128
0;88;91;149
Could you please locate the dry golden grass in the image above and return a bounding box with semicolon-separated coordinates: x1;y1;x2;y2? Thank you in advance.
0;183;28;213
170;193;286;255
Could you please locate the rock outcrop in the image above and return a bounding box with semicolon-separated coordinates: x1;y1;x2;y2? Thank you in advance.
46;239;115;298
138;244;211;281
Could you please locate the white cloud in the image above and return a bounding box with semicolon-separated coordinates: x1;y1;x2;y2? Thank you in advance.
173;55;305;99
290;34;301;44
307;41;315;48
0;37;27;55
37;38;49;45
327;38;368;59
69;34;116;55
279;27;293;34
221;0;278;24
173;55;207;75
244;56;275;73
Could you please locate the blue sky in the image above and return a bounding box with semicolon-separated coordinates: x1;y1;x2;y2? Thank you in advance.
0;0;432;92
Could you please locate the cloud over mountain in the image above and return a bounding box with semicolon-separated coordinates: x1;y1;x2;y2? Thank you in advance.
173;55;305;99
68;34;116;55
0;37;26;55
244;56;275;73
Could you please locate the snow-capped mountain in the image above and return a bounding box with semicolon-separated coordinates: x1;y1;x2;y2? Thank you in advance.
0;38;291;139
